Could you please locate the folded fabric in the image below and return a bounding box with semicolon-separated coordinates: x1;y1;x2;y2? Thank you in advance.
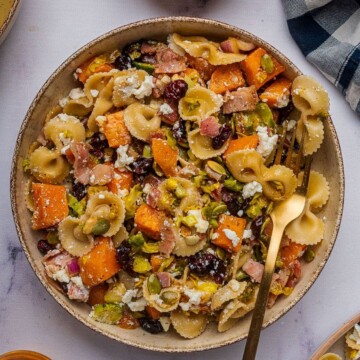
282;0;360;115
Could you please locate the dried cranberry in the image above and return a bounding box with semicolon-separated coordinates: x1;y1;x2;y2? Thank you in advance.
251;216;265;239
130;157;154;175
188;252;227;284
172;119;187;146
59;282;68;294
37;239;54;255
114;54;132;70
139;318;163;334
71;181;87;201
163;80;188;102
88;133;108;159
221;189;242;216
212;124;232;150
116;241;135;276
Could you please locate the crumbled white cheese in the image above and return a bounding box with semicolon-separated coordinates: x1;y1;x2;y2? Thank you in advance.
98;193;105;199
242;181;263;199
243;229;254;240
52;269;70;283
143;183;152;194
59;96;69;107
57;113;73;122
211;232;219;240
127;297;147;312
223;229;240;248
117;189;129;198
61;144;70;155
230;280;240;292
179;287;203;311
120;75;154;100
187;209;209;233
276;89;290;108
122;289;138;304
256;126;278;158
114;145;134;169
69;87;85;100
133;75;154;99
90;89;99;97
71;276;86;289
159;103;174;115
237;210;244;217
95;115;107;128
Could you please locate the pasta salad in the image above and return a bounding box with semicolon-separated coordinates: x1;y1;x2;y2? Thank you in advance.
24;33;330;338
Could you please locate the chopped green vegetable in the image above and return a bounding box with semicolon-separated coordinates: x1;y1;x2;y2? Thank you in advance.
147;274;162;295
212;204;228;217
174;185;187;199
201;182;220;194
91;303;123;324
92;219;111;235
304;248;315;263
260;54;274;74
158;256;174;272
104;282;127;303
47;231;59;245
132;61;155;74
22;158;31;171
181;215;198;228
128;232;145;248
133;255;152;274
143;145;152;158
256;102;275;128
223;178;243;192
239;283;256;304
124;184;142;219
235;270;249;281
67;194;86;217
141;241;160;254
160;291;178;305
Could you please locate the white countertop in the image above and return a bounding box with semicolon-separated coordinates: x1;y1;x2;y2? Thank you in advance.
1;1;359;359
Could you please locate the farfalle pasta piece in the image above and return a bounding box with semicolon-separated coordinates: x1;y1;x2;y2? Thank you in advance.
143;280;181;313
226;150;297;201
112;226;129;248
218;287;259;332
87;77;116;132
178;87;223;122
29;147;70;184
170;310;208;339
188;128;229;160
292;75;329;155
296;114;324;155
171;33;247;65
211;280;246;311
172;235;207;257
81;191;125;237
43;115;86;149
124;102;161;142
285;171;329;245
58;216;94;257
113;69;153;108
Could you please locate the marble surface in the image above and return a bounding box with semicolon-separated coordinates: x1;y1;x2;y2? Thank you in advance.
0;1;359;359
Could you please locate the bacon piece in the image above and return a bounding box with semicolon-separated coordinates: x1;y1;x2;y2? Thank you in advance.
159;220;178;256
141;42;158;54
67;280;90;302
222;86;259;114
147;187;161;209
156;272;171;288
43;250;73;279
242;259;264;283
200;116;221;138
89;164;114;185
160;101;179;125
71;142;91;185
155;48;187;74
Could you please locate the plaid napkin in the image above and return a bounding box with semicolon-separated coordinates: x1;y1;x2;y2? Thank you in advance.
282;0;360;115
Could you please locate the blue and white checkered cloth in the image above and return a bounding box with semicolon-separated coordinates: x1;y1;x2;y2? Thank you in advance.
282;0;360;115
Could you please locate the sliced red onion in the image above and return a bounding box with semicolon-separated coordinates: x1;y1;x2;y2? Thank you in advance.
66;258;80;276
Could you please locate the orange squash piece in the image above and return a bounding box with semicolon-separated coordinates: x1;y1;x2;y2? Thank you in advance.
79;237;120;287
280;241;307;267
103;111;131;148
209;63;245;94
152;138;178;177
150;254;165;272
212;214;246;253
223;135;259;158
78;57;114;84
146;305;161;320
134;204;166;241
107;169;133;195
260;78;292;108
240;48;285;89
31;183;68;230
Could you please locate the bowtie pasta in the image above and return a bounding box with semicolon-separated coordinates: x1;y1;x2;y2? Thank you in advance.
23;33;330;338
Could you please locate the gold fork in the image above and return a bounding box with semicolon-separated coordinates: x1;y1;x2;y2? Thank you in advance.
243;122;312;360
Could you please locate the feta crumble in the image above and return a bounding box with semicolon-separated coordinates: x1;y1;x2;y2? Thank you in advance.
256;126;278;158
243;229;254;240
237;210;244;217
187;209;209;233
90;89;99;97
223;229;240;248
52;269;70;283
69;88;85;100
242;181;263;199
159;103;174;115
114;145;134;169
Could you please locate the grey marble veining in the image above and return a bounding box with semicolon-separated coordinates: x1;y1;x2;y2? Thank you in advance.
0;0;359;359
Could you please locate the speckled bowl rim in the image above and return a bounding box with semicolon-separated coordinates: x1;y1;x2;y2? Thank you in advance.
10;16;345;353
0;0;21;45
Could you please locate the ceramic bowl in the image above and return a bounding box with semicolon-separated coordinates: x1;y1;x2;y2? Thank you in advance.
0;0;21;45
10;17;344;352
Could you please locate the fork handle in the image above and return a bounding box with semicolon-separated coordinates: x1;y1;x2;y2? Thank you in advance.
242;224;286;360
